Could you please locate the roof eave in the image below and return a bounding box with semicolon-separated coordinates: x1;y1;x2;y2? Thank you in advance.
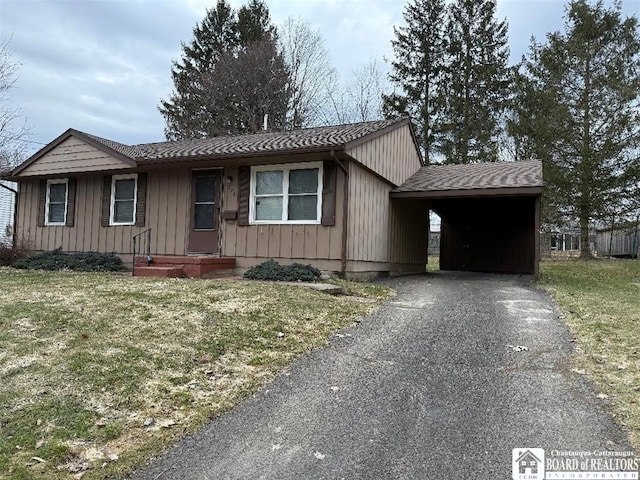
136;145;347;165
390;186;543;199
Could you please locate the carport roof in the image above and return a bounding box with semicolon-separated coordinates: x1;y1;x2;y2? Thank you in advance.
390;159;542;198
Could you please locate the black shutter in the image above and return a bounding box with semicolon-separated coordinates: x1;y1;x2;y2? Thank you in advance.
135;173;147;227
237;166;250;226
101;176;112;227
37;180;46;227
321;161;338;226
65;178;76;227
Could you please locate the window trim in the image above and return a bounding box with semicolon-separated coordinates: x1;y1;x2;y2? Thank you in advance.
249;162;323;225
44;179;68;226
109;174;138;226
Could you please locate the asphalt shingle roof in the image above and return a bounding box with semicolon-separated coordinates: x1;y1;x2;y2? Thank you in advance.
393;159;543;193
81;118;404;162
82;132;142;159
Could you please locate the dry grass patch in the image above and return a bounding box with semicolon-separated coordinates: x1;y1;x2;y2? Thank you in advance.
538;259;640;450
0;268;392;479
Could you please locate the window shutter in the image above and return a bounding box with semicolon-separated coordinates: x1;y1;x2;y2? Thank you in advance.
135;173;147;227
65;178;76;227
37;180;47;227
237;166;250;226
321;161;338;226
101;176;112;227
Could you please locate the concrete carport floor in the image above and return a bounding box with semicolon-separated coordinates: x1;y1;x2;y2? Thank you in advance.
129;273;630;480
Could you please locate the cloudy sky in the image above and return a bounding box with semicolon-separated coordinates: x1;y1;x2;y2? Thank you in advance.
0;0;638;156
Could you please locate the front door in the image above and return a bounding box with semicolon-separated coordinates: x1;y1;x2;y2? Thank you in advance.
188;170;221;253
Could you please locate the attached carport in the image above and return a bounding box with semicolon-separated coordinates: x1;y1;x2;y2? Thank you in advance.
391;160;543;276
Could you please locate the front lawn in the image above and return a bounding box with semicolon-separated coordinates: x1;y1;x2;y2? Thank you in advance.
0;269;392;479
538;259;640;450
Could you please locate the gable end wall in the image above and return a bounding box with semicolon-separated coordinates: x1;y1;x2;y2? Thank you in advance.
346;124;421;187
18;137;131;177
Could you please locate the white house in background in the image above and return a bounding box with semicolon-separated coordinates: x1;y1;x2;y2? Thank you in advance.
0;180;16;244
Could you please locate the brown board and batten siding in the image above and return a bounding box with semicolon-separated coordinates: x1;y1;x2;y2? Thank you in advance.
7;118;428;276
220;165;345;272
346;163;390;267
15;171;192;259
17;137;131;176
345;125;426;274
346;123;422;187
387;198;429;269
346;163;427;273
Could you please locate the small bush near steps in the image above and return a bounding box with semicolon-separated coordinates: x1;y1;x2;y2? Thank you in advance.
12;249;127;272
243;259;321;282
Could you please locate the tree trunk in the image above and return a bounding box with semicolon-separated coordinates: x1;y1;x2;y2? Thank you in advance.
579;44;593;260
580;215;593;258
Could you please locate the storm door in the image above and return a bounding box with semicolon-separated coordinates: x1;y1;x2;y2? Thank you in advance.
188;170;221;253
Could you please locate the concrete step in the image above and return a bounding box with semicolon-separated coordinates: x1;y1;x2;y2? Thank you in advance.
135;256;236;278
134;266;183;278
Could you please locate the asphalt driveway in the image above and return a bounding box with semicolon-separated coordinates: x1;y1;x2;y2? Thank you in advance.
130;272;631;479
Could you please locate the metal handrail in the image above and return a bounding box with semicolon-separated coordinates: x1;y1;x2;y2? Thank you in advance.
132;228;152;276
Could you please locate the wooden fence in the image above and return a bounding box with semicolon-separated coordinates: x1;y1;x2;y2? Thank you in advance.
596;228;640;258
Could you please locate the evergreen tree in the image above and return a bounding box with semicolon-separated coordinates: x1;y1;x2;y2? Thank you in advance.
383;0;447;165
440;0;511;163
159;0;290;139
160;0;237;140
237;0;276;44
201;38;289;135
510;0;640;258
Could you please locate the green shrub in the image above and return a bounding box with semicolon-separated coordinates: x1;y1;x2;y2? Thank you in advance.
12;249;127;272
243;259;321;282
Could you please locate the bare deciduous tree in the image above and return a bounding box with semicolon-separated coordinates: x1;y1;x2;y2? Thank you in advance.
279;17;336;128
321;59;387;125
346;60;386;122
0;38;30;170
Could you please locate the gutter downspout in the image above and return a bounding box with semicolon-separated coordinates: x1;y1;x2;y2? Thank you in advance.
330;150;349;277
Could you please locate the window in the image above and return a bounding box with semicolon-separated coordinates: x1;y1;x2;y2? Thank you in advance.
45;179;68;225
110;174;137;225
250;163;322;224
551;232;580;251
